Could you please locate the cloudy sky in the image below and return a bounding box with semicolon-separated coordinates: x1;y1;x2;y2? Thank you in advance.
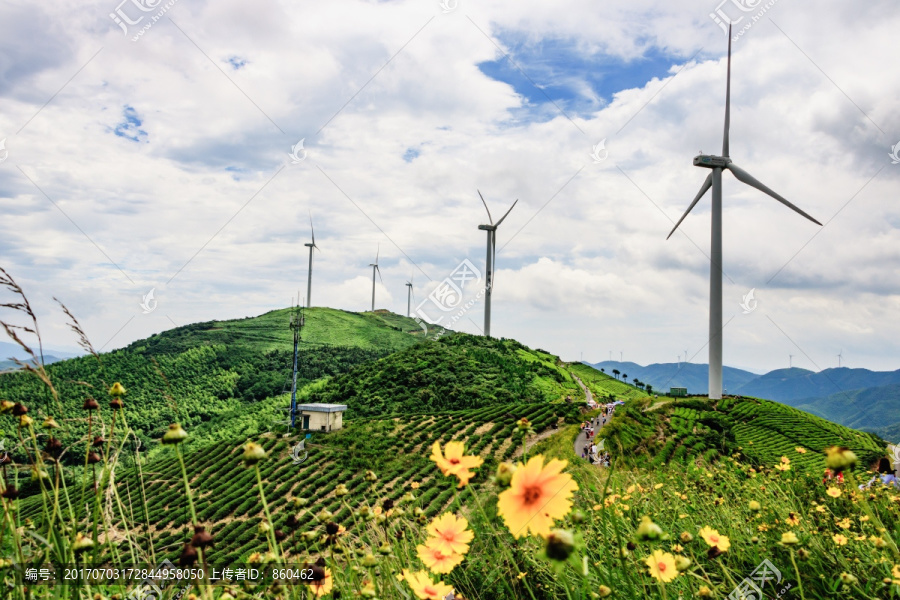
1;0;898;373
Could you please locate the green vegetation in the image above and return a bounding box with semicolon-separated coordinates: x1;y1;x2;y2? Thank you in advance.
569;362;648;400
306;334;580;417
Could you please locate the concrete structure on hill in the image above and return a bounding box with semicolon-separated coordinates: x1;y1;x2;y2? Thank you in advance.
296;403;347;432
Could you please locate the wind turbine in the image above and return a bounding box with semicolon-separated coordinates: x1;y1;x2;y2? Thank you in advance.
789;354;794;368
369;245;383;312
303;212;319;309
666;25;822;400
477;190;517;338
405;275;414;317
837;350;843;368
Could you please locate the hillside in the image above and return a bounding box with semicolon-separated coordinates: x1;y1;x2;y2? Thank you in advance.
792;383;900;443
0;307;423;456
305;335;582;417
600;394;887;473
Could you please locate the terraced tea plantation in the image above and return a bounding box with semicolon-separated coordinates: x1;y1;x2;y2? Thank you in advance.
607;395;887;471
17;402;576;564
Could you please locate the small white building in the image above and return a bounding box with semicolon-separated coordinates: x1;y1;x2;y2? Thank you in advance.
296;403;347;432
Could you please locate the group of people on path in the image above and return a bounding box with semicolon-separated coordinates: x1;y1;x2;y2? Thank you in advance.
579;405;615;467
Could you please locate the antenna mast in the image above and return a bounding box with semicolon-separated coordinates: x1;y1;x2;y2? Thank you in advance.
289;295;305;429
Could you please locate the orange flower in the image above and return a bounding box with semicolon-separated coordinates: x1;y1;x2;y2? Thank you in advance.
430;441;483;487
425;513;473;555
417;538;464;574
497;454;578;538
402;569;454;600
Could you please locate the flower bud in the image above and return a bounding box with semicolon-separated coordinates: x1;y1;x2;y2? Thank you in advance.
780;531;799;545
242;442;266;465
675;556;691;571
294;497;308;507
545;529;575;561
162;424;188;445
839;572;857;585
258;521;271;535
43;416;60;429
636;515;663;541
365;470;377;481
495;462;517;487
748;500;761;511
82;398;99;411
108;382;126;396
0;400;14;413
72;533;94;553
190;525;214;548
597;585;612;597
334;484;349;497
19;414;33;427
361;553;378;567
825;446;857;473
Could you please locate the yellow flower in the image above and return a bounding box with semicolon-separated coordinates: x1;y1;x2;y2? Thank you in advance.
679;532;693;542
758;524;769;532
627;485;636;493
402;569;453;600
430;441;483;488
833;534;848;546
497;454;578;538
815;505;827;513
425;513;473;556
645;550;678;583
870;536;886;549
796;447;807;453
699;527;730;552
517;572;527;580
416;539;464;574
680;494;688;500
654;483;664;489
892;564;900;579
859;515;869;522
786;513;800;526
748;501;761;511
825;446;857;472
672;544;684;553
597;585;612;597
411;482;420;489
826;487;842;498
836;518;852;530
781;456;791;464
698;586;713;597
775;463;791;472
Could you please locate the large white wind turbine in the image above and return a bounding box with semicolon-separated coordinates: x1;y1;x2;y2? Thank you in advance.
666;25;822;400
477;190;517;338
304;212;318;308
405;275;414;318
369;245;383;312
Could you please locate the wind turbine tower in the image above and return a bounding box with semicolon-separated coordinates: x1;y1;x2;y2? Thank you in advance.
666;25;822;399
369;245;383;312
303;213;318;309
477;190;517;338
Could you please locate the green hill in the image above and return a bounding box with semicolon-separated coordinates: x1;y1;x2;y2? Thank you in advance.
790;383;900;443
0;307;423;457
600;394;887;473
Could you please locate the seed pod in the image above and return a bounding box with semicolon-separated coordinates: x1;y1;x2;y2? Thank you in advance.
11;403;28;416
87;452;101;464
285;515;300;530
45;437;63;457
382;498;394;511
325;522;340;535
274;529;287;543
109;398;124;410
82;398;99;411
314;556;326;568
92;436;105;447
190;525;214;548
1;486;19;499
162;424;188;445
179;543;198;566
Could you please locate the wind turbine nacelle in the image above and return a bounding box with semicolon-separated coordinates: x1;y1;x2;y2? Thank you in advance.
477;224;495;231
693;155;730;169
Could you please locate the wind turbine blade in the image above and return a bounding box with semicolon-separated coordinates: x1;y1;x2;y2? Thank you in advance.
309;210;315;246
477;189;494;224
723;24;732;157
375;243;380;265
494;199;518;227
376;266;384;285
666;173;713;240
726;163;822;226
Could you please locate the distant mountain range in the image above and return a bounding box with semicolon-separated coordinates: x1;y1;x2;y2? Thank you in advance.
0;341;81;371
587;361;900;442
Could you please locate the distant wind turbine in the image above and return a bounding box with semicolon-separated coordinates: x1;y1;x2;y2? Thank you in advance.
477;190;517;338
666;25;822;400
405;275;414;317
369;245;383;312
837;350;843;368
304;212;319;309
789;354;794;368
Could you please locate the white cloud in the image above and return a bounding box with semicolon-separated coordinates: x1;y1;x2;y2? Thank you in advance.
0;0;898;374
